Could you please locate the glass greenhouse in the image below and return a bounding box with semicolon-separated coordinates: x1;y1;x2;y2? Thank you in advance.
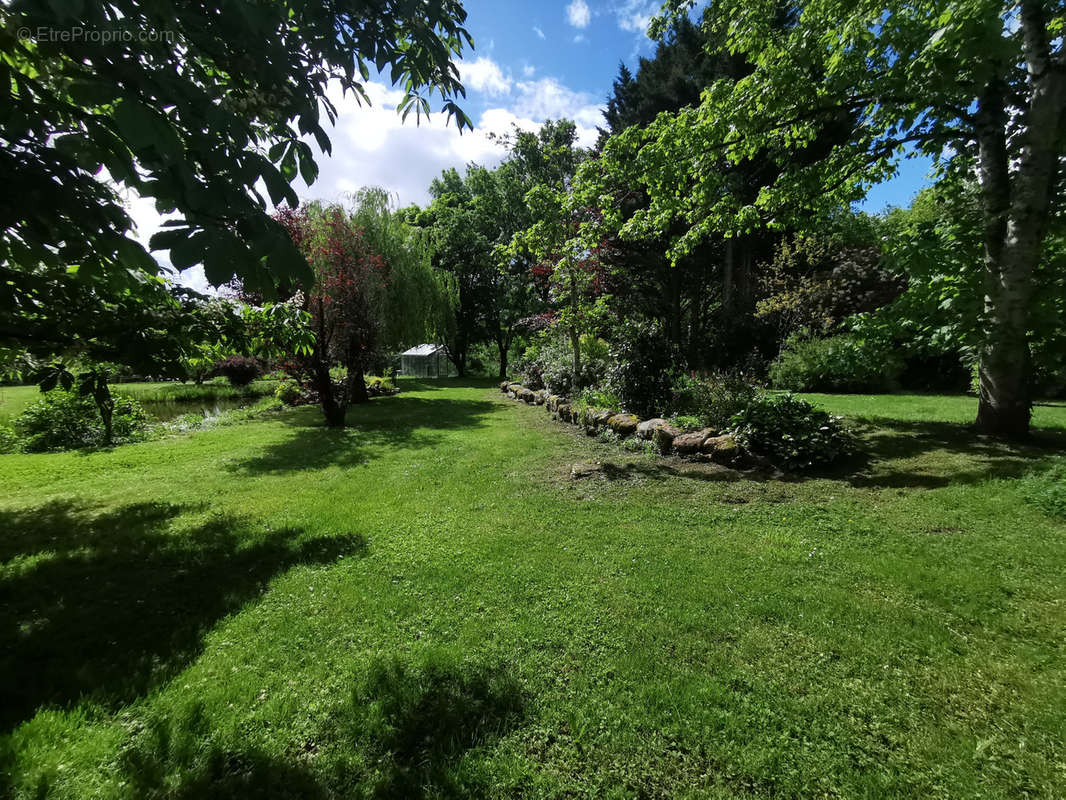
399;344;455;378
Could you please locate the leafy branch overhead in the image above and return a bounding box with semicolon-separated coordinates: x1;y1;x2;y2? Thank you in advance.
1;0;473;296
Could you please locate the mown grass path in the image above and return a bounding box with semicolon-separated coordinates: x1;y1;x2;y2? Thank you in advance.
1;380;1064;798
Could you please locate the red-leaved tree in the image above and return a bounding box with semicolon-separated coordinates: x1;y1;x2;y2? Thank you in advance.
277;203;388;427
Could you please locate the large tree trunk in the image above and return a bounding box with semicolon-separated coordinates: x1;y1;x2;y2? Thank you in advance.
974;4;1065;437
347;353;369;405
93;381;114;445
495;326;513;380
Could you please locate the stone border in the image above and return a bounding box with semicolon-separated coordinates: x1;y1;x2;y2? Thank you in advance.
499;381;753;466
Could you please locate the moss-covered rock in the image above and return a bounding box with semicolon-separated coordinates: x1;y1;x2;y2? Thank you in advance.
672;428;713;454
653;424;683;453
607;413;640;436
702;433;740;464
636;418;669;440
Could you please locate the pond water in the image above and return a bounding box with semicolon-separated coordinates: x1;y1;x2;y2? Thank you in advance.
140;397;253;421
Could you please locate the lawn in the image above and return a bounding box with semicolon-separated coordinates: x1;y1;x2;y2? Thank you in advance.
1;380;1064;799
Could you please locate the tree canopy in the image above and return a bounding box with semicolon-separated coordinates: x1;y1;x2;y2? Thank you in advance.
1;0;472;297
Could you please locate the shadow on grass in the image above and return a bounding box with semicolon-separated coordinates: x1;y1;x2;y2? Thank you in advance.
113;657;524;799
577;419;1066;491
0;500;366;731
599;460;744;483
842;420;1066;489
232;395;496;475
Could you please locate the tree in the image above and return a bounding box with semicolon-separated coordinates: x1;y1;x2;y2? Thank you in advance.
411;121;585;379
413;166;513;376
497;121;590;377
0;262;235;442
2;0;472;299
276;193;454;427
647;0;1066;436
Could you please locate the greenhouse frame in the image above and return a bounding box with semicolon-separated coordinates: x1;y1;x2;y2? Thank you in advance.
399;344;455;378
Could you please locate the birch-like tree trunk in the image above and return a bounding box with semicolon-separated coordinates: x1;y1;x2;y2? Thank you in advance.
975;0;1065;437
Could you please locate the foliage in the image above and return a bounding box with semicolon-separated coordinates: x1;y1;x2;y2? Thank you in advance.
769;332;904;393
604;321;678;417
640;0;1066;435
516;332;609;396
212;355;262;387
729;393;860;470
599;15;731;145
0;424;18;454
13;390;149;452
577;386;622;410
348;188;457;358
366;376;398;397
274;380;306;407
273;193;454;426
853;182;1066;397
410;121;587;378
671;372;757;428
2;0;472;298
499;122;604;379
755;214;905;340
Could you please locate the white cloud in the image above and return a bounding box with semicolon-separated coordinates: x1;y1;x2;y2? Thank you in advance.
522;63;536;77
566;0;591;28
130;73;606;291
613;0;657;35
512;78;604;146
573;34;586;43
459;56;512;96
532;25;545;40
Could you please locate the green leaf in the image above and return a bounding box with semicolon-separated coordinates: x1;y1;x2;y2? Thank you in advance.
296;142;318;185
169;230;207;269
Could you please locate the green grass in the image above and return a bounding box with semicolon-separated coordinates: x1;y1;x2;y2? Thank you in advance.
1;379;1064;798
795;390;1066;430
0;381;277;426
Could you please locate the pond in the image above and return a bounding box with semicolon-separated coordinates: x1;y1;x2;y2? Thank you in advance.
140;396;255;421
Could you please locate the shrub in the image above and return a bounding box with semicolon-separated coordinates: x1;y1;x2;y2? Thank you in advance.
366;375;397;397
671;373;757;429
14;391;149;452
0;424;19;454
729;392;860;470
769;333;902;393
577;387;620;410
212;355;262;387
274;380;306;406
669;414;702;430
604;322;678;417
517;333;609;396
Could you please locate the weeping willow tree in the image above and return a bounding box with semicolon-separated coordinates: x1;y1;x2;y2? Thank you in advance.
348;187;458;364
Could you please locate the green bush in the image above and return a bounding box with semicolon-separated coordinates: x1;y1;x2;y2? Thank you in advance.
605;322;678;417
577;387;621;410
14;391;150;452
672;373;757;429
366;375;397;396
729;392;860;470
0;424;19;454
274;380;306;406
517;333;609;396
769;333;903;393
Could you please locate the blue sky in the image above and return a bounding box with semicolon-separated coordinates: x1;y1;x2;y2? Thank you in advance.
137;1;930;289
